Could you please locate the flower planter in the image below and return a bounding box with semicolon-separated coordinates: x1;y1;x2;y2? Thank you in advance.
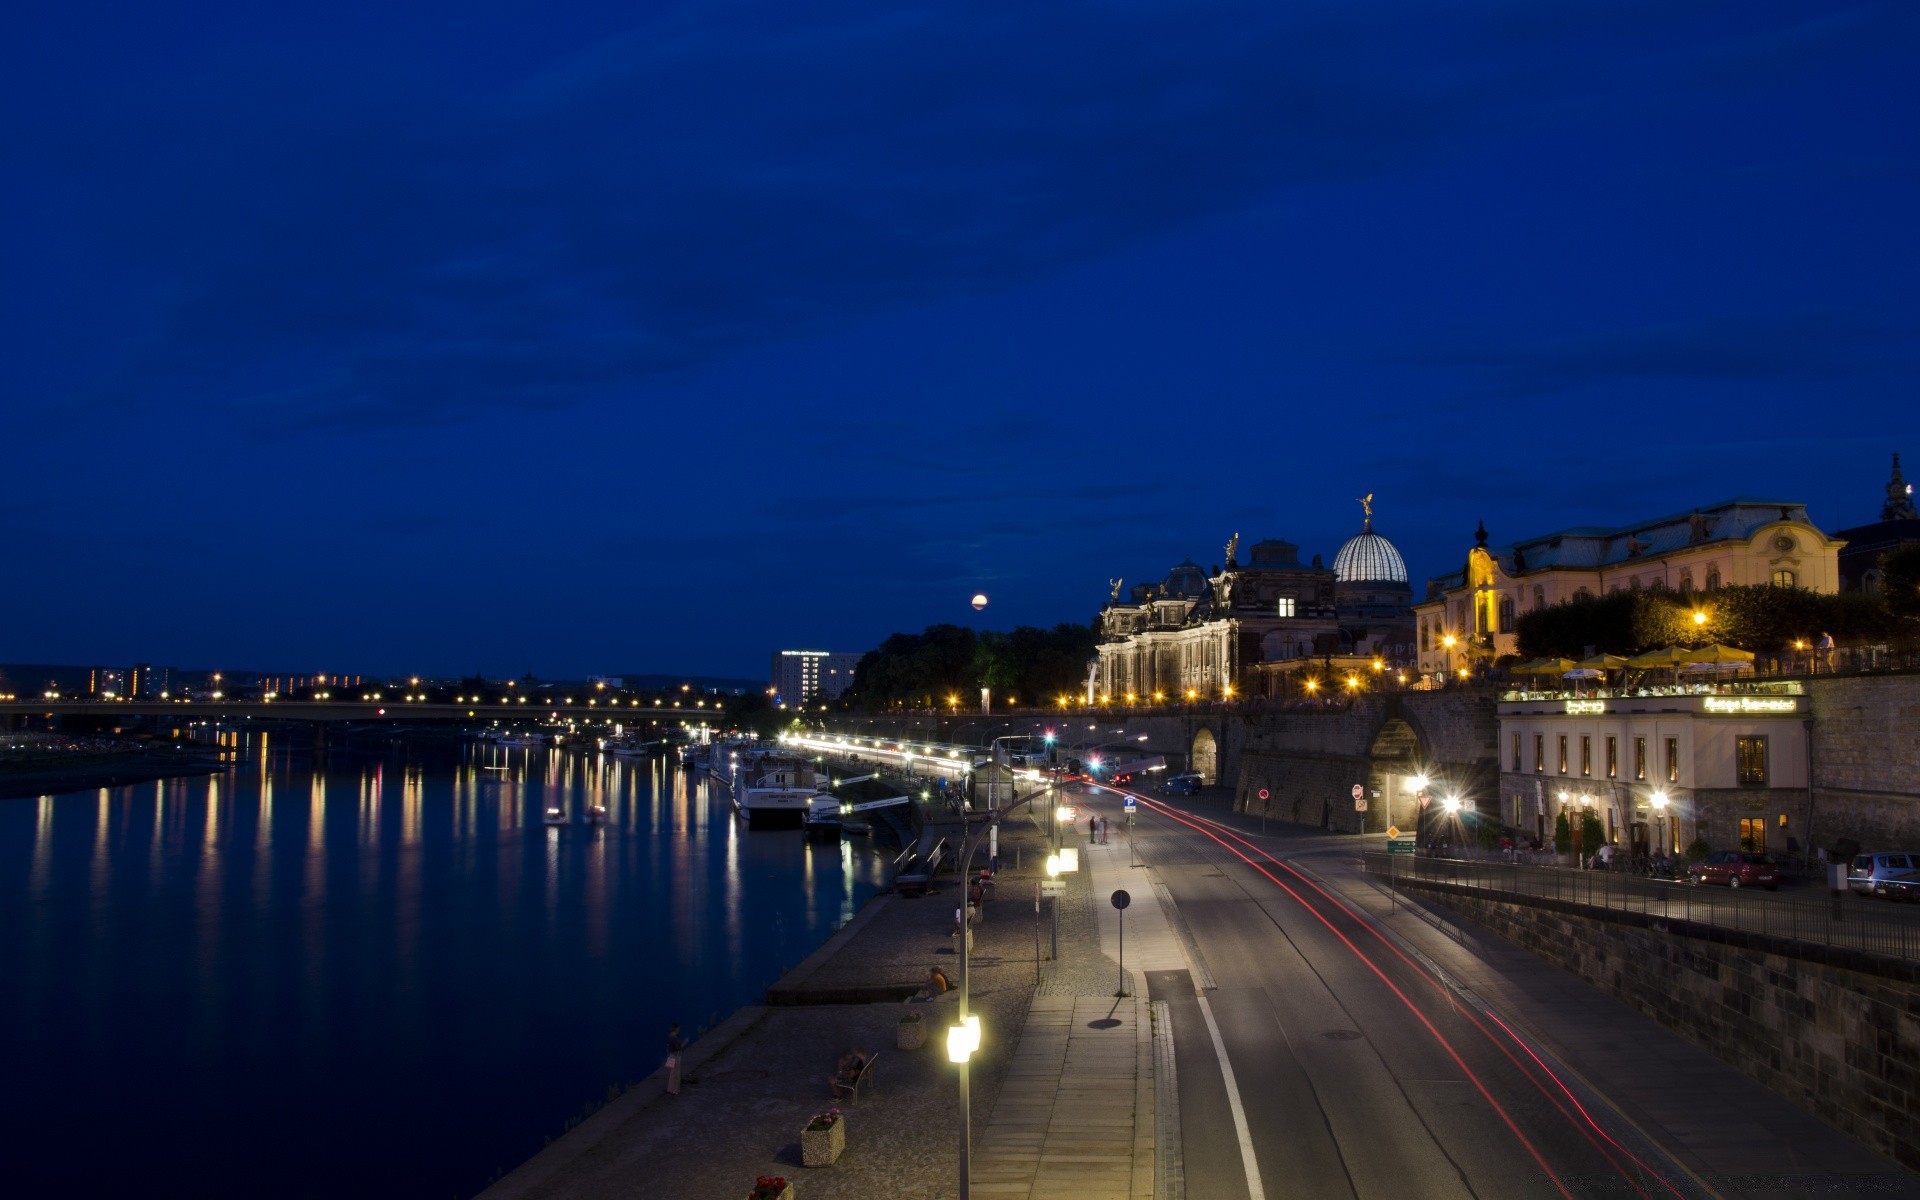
748;1177;795;1200
801;1115;845;1167
897;1015;926;1051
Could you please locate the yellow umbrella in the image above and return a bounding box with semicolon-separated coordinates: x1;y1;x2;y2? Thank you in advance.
1576;654;1629;670
1625;646;1689;670
1518;657;1577;675
1680;643;1755;665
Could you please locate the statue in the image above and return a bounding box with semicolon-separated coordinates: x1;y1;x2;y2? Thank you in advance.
1474;519;1488;549
1108;578;1124;606
1626;534;1647;558
1356;494;1374;530
1511;545;1527;572
1885;453;1919;521
1224;532;1239;567
1688;511;1713;543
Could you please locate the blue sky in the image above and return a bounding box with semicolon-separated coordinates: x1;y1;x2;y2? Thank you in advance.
4;0;1915;680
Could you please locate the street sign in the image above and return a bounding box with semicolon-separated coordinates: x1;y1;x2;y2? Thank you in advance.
1388;839;1416;856
1386;825;1400;838
1351;784;1364;800
1258;788;1270;801
1123;797;1136;813
1111;889;1131;910
1354;796;1368;812
1040;880;1067;895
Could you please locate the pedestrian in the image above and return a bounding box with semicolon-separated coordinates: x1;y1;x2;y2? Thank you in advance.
1816;631;1835;673
665;1022;687;1095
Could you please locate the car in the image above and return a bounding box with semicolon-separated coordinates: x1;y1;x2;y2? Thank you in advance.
1687;850;1781;890
1847;851;1917;896
1873;869;1920;902
1159;773;1202;795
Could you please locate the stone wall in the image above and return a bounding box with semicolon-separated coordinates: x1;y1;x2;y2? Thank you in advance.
1809;676;1920;850
1400;879;1920;1171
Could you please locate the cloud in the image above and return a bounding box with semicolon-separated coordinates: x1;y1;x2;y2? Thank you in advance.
1405;312;1920;403
16;0;1910;427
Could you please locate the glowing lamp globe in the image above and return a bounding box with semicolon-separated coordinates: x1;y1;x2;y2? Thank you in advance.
971;593;989;611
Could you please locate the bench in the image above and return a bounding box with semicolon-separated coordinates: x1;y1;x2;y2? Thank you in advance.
829;1052;879;1105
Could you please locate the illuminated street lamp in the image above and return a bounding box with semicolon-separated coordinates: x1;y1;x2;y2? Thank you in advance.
947;1012;983;1200
1651;789;1670;854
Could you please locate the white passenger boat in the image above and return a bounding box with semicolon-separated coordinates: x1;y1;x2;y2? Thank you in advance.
728;751;818;828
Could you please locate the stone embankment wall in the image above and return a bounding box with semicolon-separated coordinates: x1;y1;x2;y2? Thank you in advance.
1809;676;1920;850
1402;880;1920;1171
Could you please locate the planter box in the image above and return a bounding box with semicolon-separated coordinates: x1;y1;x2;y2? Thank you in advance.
897;1017;926;1051
748;1185;795;1200
802;1117;845;1167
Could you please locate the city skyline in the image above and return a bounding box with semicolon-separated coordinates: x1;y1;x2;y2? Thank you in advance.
5;1;1916;678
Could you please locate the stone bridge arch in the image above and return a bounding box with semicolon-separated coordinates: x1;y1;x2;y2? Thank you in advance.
1190;727;1219;784
1365;716;1427;834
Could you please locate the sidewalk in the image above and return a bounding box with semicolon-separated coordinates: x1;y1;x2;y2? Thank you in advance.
478;812;1171;1200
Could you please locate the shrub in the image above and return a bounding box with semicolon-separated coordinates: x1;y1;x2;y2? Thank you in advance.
1553;811;1572;855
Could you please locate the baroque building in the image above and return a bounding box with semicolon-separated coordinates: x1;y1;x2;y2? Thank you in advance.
1413;498;1844;679
1093;504;1415;700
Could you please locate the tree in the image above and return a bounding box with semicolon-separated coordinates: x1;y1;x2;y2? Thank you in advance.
1883;545;1920;620
1553;810;1572;855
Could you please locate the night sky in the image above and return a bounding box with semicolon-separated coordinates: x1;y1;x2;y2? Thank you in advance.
5;1;1916;680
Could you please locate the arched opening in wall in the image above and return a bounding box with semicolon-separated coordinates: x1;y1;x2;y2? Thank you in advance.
1365;718;1423;836
1190;727;1218;785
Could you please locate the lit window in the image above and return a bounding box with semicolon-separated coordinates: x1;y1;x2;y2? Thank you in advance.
1276;597;1295;618
1772;569;1796;588
1736;736;1769;786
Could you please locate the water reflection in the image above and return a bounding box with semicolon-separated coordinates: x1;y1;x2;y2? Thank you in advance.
0;733;888;1200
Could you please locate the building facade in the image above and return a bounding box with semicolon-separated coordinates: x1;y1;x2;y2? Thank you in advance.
1094;510;1415;701
1498;690;1811;857
1414;499;1845;680
1834;453;1920;595
770;649;863;704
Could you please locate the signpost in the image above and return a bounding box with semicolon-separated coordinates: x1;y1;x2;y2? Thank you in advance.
1258;787;1270;832
1124;796;1139;867
1353;783;1367;814
1111;890;1131;997
1385;825;1415;915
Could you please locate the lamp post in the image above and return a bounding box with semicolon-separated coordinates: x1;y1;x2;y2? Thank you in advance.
1046;853;1060;960
948;1013;982;1200
1651;789;1669;856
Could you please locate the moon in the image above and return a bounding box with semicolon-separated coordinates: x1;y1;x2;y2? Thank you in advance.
970;593;989;611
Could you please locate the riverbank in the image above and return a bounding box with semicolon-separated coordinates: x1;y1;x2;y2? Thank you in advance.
0;748;230;800
478;798;1158;1200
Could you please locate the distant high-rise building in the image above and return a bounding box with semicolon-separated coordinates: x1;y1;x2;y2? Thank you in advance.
89;667;125;697
770;650;864;704
128;663;171;698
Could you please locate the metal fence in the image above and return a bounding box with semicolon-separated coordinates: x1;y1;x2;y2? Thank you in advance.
1363;852;1920;965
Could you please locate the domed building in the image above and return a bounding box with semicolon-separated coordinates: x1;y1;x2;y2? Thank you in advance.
1332;507;1415;664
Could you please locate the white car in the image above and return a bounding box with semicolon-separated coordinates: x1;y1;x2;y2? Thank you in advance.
1850;852;1918;896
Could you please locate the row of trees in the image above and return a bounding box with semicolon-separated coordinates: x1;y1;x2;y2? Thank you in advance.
846;623;1096;709
1513;573;1917;661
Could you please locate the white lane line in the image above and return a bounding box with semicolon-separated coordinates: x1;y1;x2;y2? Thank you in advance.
1196;992;1266;1200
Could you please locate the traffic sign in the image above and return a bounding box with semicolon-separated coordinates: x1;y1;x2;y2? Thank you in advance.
1388;839;1416;855
1351;784;1364;800
1111;889;1131;910
1123;797;1136;812
1354;796;1368;812
1258;788;1270;801
1386;825;1400;838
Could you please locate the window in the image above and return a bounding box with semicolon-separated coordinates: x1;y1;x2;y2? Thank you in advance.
1678;568;1693;592
1634;736;1646;781
1606;736;1618;778
1511;732;1521;772
1534;733;1545;773
1533;585;1545;611
1419;620;1429;651
1736;735;1769;786
1558;735;1568;774
1276;596;1295;618
1580;735;1592;776
1665;737;1679;783
1498;595;1515;630
1772;569;1796;588
1865;570;1883;596
1574;587;1593;601
1705;566;1720;591
1738;817;1767;852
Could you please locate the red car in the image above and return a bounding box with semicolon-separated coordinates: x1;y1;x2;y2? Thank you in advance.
1686;850;1780;890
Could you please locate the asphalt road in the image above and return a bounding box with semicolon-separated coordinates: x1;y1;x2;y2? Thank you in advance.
1124;793;1707;1200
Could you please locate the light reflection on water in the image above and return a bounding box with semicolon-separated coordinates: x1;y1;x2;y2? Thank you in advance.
0;734;889;1199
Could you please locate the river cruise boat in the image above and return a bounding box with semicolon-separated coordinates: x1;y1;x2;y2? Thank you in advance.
727;750;818;828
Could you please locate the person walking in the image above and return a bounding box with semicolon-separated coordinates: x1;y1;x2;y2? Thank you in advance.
665;1022;687;1095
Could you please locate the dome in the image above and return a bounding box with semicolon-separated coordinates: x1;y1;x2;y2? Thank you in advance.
1162;558;1210;599
1333;529;1407;583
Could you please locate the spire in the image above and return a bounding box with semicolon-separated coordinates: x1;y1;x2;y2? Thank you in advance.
1474;519;1488;549
1884;452;1918;521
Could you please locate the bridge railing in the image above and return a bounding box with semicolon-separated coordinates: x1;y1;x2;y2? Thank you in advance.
1362;852;1920;965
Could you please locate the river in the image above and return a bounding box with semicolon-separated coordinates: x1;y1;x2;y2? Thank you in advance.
0;730;890;1198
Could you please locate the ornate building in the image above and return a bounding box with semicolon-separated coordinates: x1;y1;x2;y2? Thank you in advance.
1413;498;1845;679
1092;504;1415;700
1834;453;1920;595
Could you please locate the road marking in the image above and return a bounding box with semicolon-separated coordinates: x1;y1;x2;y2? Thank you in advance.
1196;993;1266;1200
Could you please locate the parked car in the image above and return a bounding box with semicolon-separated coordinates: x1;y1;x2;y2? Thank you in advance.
1847;852;1917;896
1159;773;1202;795
1873;869;1920;902
1687;850;1781;890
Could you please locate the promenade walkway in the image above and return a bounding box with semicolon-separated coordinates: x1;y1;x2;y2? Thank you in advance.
480;801;1176;1200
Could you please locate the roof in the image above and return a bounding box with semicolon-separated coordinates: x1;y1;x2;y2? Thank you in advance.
1423;497;1823;591
1333;529;1408;583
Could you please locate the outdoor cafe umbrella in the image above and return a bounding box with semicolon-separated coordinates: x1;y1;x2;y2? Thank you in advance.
1576;654;1630;671
1680;644;1755;665
1624;646;1690;670
1519;657;1578;675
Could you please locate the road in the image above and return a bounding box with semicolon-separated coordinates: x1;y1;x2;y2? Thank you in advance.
1088;786;1712;1200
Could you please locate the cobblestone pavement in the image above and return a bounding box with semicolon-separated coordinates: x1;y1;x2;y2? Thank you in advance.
482;814;1131;1200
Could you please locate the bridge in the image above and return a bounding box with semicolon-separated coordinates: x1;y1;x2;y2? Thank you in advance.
0;697;720;747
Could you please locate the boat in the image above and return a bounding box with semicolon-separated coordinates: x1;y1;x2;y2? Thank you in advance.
586;803;609;824
543;804;569;826
601;732;655;758
727;751;818;828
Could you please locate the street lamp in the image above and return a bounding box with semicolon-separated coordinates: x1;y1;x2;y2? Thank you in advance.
1651;789;1669;855
948;1013;983;1200
1046;853;1060;960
